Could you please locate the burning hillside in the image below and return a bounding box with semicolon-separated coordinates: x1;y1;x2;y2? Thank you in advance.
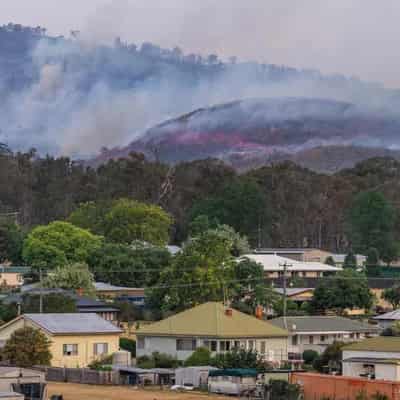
93;97;400;171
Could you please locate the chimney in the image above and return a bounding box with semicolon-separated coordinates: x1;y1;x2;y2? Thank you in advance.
225;308;233;317
255;305;263;319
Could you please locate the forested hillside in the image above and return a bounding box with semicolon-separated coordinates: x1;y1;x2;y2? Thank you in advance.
2;22;400;169
1;144;400;252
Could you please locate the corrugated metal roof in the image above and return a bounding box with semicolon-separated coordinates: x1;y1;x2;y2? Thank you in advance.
243;254;342;272
25;313;122;335
273;288;313;296
270;316;381;333
95;282;144;292
344;337;400;352
373;309;400;321
137;302;288;338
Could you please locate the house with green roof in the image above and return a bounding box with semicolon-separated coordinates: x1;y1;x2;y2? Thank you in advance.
342;337;400;381
136;302;288;363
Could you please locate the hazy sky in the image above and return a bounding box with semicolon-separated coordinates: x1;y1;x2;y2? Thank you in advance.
1;0;399;87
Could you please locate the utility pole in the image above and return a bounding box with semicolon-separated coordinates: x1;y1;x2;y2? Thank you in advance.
280;261;292;330
39;267;43;314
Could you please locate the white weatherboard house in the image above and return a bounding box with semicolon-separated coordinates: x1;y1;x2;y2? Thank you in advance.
342;337;400;381
243;254;342;279
270;316;381;358
136;302;288;363
373;310;400;330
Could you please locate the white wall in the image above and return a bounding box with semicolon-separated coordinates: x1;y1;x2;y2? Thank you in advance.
137;336;287;362
376;364;400;381
342;361;365;377
137;336;192;360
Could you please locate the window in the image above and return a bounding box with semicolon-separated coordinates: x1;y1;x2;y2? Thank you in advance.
309;336;314;344
63;344;78;356
292;335;298;346
260;341;266;354
234;341;241;349
248;340;254;350
320;335;325;342
137;337;145;349
177;339;196;351
203;340;217;352
219;341;231;352
94;343;109;356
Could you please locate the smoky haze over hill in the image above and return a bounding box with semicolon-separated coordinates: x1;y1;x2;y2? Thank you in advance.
1;23;400;165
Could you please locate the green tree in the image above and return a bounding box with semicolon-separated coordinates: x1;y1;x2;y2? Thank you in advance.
22;221;102;270
189;179;269;246
210;348;264;370
0;223;25;264
188;215;217;237
185;347;211;366
366;248;380;266
302;349;319;365
231;258;274;313
147;226;248;313
383;283;400;309
68;201;111;235
325;256;336;266
103;199;172;245
343;251;357;269
43;262;95;297
137;352;179;369
88;242;172;288
119;338;136;357
313;341;345;373
0;302;18;323
114;301;143;325
2;327;52;367
311;270;373;314
348;191;398;264
21;293;77;313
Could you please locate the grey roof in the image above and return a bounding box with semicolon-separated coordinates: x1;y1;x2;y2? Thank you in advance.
273;288;313;296
270;316;381;333
24;313;122;335
4;289;112;309
373;310;400;321
95;282;143;291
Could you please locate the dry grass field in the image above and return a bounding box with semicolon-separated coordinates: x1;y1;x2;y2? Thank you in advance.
48;382;230;400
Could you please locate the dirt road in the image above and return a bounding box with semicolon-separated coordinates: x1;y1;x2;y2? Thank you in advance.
48;382;229;400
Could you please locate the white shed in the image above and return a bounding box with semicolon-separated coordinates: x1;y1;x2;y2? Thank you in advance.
175;366;218;388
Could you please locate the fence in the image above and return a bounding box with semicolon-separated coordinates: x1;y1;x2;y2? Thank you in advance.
290;372;400;400
45;367;120;385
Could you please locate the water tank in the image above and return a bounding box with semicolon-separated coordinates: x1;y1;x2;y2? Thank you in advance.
113;350;132;367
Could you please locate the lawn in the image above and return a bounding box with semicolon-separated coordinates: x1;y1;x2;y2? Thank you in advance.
48;382;229;400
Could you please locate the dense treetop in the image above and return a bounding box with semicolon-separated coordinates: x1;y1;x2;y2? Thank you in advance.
1;149;400;253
